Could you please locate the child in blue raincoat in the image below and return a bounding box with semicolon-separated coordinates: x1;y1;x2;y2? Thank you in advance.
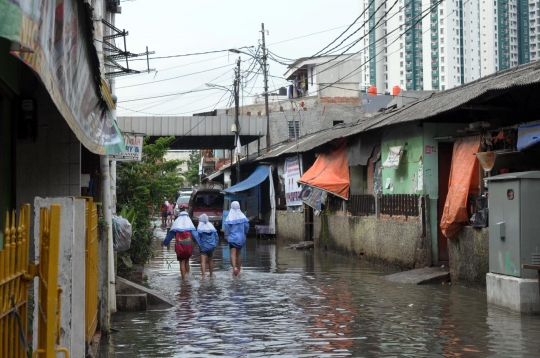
162;210;200;280
224;201;249;276
195;213;219;278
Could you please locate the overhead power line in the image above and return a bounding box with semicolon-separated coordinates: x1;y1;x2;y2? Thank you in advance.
129;46;254;61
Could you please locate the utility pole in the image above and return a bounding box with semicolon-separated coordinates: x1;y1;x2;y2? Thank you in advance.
261;23;270;153
234;56;241;184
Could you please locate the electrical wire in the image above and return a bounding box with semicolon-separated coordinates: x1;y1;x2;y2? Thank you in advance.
129;46;254;61
116;63;236;89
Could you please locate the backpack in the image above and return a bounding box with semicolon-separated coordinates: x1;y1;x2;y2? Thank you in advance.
175;231;193;259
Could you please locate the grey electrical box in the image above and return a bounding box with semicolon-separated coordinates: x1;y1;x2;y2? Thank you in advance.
486;171;540;278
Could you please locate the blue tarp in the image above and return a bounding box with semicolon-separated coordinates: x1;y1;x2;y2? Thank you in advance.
222;165;270;193
517;122;540;151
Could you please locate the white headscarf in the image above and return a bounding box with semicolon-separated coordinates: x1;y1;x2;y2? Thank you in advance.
197;213;217;233
170;212;196;232
225;201;248;224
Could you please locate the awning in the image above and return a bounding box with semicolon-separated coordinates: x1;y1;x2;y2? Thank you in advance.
222;165;271;193
203;170;224;182
298;138;350;199
0;1;125;155
517;122;540;151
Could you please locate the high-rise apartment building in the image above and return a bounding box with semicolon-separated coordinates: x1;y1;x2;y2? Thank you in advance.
480;0;540;77
359;0;536;92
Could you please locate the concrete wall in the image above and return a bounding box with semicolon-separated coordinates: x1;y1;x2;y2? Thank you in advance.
246;99;363;155
275;211;304;243
448;226;489;290
33;197;86;358
313;214;431;269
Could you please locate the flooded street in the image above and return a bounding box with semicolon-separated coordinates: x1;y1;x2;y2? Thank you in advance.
101;226;540;357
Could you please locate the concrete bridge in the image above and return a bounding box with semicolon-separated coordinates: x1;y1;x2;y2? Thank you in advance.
116;115;267;150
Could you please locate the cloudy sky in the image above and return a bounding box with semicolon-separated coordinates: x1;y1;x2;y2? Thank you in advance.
114;0;360;117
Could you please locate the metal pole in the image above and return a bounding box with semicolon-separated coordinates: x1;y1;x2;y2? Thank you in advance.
235;57;241;184
261;23;270;152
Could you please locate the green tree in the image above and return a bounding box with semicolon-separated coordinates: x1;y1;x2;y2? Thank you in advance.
116;136;184;269
185;150;201;186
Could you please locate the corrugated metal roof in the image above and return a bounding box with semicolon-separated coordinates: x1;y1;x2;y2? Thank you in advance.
366;61;540;130
254;60;540;161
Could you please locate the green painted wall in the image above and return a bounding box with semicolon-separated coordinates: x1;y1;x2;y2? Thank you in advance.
381;135;424;195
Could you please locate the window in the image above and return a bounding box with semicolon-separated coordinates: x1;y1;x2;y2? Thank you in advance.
332;120;344;127
288;121;300;139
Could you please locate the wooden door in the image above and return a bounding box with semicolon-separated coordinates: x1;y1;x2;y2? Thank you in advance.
437;142;453;263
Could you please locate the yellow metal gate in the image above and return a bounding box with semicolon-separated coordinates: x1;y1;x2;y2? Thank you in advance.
0;204;30;358
0;204;69;358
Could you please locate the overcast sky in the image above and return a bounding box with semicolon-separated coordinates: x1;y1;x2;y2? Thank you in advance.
114;0;359;117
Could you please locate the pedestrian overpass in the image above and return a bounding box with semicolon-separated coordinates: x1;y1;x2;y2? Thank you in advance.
116;116;267;150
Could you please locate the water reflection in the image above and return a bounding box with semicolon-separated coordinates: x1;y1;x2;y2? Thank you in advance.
102;232;540;357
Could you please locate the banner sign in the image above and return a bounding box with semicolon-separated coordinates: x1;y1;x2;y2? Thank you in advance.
110;134;144;161
0;0;125;155
284;156;302;206
299;184;327;211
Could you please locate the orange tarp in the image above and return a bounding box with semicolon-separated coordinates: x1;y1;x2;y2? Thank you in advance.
298;138;350;199
440;136;481;239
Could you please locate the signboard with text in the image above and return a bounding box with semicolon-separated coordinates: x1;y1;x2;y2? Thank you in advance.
110;134;144;161
284;156;302;206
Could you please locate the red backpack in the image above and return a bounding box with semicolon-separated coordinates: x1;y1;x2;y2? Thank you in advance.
175;231;193;259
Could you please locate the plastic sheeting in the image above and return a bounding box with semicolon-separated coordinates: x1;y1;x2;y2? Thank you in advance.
440;136;481;239
222;165;270;193
517;122;540;151
347;135;380;166
298;138;350;199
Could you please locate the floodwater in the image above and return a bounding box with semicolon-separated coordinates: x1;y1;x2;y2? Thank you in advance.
101;226;540;357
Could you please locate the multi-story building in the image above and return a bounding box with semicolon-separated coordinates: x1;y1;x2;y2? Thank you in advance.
359;0;502;93
480;0;539;77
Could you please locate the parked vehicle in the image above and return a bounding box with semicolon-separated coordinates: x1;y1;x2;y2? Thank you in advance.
173;195;190;219
188;189;224;229
178;187;193;198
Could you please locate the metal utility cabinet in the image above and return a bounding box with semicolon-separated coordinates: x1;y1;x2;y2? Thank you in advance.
486;171;540;278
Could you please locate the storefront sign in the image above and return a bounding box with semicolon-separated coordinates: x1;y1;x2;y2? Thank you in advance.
284;156;302;206
0;0;125;155
110;134;144;161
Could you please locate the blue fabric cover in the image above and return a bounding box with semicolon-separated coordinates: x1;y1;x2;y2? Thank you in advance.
222;165;270;194
225;221;250;248
162;229;200;247
517;122;540;151
195;231;219;252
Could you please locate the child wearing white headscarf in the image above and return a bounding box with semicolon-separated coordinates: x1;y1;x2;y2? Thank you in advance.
224;201;249;276
195;213;219;278
162;210;200;280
